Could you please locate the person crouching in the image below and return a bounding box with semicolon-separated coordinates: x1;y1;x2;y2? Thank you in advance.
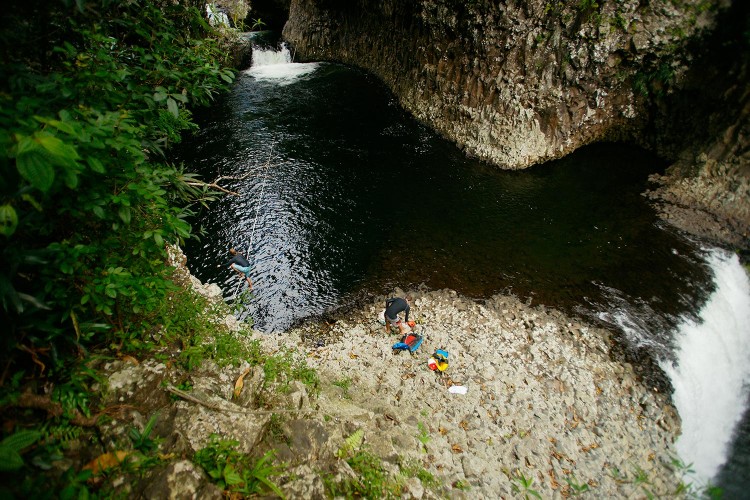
384;295;413;335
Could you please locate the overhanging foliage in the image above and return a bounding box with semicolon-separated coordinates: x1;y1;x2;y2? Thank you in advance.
0;0;235;377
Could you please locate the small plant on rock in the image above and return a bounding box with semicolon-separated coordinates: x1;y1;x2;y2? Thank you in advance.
129;412;161;454
417;422;431;450
400;458;441;490
326;448;399;498
332;377;352;399
194;434;285;498
512;471;542;499
565;474;590;495
453;478;471;490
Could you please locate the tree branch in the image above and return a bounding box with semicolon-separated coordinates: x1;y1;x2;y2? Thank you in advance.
15;392;101;427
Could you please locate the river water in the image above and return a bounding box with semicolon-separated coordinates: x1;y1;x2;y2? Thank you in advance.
174;40;750;493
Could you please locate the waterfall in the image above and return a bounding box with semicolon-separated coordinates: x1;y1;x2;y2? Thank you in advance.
206;4;230;27
660;249;750;483
252;43;293;66
245;43;318;85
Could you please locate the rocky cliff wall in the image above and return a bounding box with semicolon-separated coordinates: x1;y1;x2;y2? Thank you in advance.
282;0;749;248
283;0;724;167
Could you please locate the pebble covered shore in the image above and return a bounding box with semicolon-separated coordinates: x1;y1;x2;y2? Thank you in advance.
256;287;685;498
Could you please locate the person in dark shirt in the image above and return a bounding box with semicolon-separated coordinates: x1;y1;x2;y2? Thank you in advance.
226;247;253;289
384;295;411;334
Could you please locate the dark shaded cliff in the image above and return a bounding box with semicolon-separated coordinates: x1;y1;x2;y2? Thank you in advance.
281;0;749;247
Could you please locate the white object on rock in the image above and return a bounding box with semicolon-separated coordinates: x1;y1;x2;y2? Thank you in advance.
448;385;468;395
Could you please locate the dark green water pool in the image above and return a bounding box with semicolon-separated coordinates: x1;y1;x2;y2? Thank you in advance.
175;61;711;343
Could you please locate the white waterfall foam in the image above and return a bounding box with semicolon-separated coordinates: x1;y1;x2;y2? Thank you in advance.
252;43;293;66
660;249;750;483
245;43;319;85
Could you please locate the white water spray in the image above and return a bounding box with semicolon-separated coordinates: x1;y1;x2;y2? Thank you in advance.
660;249;750;482
245;43;319;84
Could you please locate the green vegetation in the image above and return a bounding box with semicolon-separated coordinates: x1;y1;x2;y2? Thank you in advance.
453;478;471;490
194;434;285;498
332;376;352;398
251;18;268;31
128;412;161;454
261;346;320;396
325;430;444;498
608;459;724;499
417;421;431;450
0;0;246;495
0;430;43;472
326;449;398;498
400;458;442;490
511;471;542;499
633;62;676;98
1;0;235;375
565;474;591;495
335;428;365;459
577;0;599;13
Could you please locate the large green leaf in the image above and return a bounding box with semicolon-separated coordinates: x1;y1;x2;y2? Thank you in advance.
118;206;132;224
86;157;105;173
37;134;79;166
0;430;42;452
0;448;23;471
167;97;179;117
16;147;55;192
223;464;242;486
0;204;18;237
0;273;23;313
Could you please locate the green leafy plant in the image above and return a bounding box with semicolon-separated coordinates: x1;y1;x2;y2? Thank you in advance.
51;362;102;420
261;347;320;396
332;377;352;399
325;449;399;498
251;18;267;31
666;455;724;499
511;471;542;499
453;478;471;490
400;458;442;490
565;474;590;495
417;421;431;449
0;430;43;471
0;0;236;386
59;467;95;500
0;1;243;496
231;288;255;314
194;434;285;498
630;463;654;499
267;413;288;443
43;422;83;449
129;412;161;454
577;0;599;12
336;429;365;459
